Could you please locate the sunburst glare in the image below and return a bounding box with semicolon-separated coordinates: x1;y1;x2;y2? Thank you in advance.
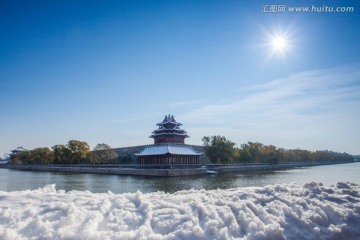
271;36;288;51
261;27;294;60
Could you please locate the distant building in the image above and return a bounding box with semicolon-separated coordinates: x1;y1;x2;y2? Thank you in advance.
10;146;29;158
0;156;9;164
135;115;203;165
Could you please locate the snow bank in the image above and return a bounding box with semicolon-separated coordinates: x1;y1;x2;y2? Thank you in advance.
1;182;359;240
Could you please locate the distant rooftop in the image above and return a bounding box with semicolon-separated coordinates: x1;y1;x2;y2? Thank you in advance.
11;146;29;154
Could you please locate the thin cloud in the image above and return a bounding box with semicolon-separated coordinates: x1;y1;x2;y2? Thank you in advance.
181;64;360;153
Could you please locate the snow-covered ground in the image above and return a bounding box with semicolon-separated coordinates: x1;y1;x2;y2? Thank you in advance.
0;182;359;240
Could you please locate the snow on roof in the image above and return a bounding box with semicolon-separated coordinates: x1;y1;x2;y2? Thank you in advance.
156;114;182;126
0;159;10;164
135;144;203;156
150;132;189;138
152;128;187;133
151;115;188;139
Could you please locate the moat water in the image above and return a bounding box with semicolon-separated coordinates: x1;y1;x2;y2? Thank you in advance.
0;162;359;193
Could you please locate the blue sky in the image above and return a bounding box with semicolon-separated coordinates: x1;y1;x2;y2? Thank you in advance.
1;0;360;157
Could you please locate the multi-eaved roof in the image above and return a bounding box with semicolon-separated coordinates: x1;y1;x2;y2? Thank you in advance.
150;114;189;139
135;144;202;156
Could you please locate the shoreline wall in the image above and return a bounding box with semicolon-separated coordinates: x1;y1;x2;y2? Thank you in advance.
1;161;354;177
1;165;207;177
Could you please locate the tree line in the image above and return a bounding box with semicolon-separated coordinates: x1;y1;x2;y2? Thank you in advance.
10;136;354;165
10;140;133;165
202;135;354;164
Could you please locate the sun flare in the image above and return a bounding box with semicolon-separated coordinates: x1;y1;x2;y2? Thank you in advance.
271;36;288;51
263;29;293;59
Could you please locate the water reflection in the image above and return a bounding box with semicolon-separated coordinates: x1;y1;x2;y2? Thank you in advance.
0;162;359;193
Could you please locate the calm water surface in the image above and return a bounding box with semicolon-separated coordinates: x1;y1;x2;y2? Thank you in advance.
0;162;359;193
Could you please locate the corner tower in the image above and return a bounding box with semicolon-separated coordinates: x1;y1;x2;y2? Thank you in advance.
150;114;189;144
135;114;202;165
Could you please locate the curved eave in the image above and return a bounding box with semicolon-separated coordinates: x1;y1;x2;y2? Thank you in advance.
152;129;188;134
135;145;203;156
156;122;182;126
135;152;202;156
150;133;189;138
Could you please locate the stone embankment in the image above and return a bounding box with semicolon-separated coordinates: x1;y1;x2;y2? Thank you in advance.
2;165;207;177
213;162;321;174
0;162;344;177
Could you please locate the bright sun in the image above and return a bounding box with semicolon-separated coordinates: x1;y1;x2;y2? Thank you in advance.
271;36;287;51
264;31;293;59
261;26;294;59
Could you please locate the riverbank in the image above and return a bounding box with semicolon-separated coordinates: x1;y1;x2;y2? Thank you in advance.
1;164;207;176
0;161;352;177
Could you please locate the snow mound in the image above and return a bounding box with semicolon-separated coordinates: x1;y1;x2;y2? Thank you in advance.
1;182;360;240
